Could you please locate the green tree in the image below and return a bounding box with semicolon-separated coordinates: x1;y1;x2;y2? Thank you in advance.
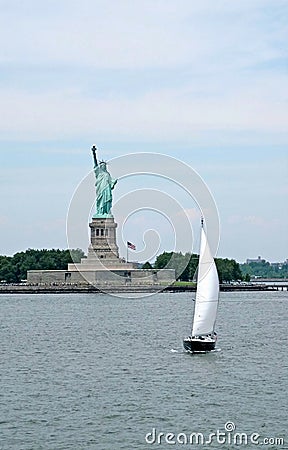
215;258;242;283
154;251;192;280
142;261;153;269
154;251;243;283
244;273;251;282
154;252;173;270
240;260;288;279
0;259;18;283
0;248;85;283
189;254;199;281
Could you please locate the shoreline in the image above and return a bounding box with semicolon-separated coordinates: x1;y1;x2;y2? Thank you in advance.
0;283;287;294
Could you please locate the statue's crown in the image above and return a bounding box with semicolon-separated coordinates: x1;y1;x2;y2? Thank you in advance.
100;160;106;165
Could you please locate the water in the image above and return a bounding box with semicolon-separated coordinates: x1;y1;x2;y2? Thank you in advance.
0;291;287;449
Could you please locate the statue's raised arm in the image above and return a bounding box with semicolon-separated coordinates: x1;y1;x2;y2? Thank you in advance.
91;145;98;167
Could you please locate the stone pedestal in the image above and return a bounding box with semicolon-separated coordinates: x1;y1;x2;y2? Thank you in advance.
68;217;135;271
88;217;119;261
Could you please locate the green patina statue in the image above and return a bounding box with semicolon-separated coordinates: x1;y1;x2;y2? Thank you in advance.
91;146;117;217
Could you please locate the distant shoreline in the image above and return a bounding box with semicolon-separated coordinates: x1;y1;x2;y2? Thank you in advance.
0;282;287;294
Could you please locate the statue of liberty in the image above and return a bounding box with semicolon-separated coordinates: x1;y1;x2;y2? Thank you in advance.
91;146;117;217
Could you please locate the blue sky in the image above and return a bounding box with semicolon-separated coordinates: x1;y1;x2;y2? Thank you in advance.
0;0;287;262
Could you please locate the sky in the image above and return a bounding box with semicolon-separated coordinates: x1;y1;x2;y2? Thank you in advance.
0;0;287;263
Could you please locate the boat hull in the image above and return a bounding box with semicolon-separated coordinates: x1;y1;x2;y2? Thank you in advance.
183;337;216;353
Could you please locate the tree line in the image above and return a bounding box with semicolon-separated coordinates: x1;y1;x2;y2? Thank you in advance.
143;251;244;283
0;249;85;283
2;248;283;284
240;260;288;279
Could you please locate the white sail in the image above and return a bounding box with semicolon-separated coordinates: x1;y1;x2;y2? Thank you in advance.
192;226;219;336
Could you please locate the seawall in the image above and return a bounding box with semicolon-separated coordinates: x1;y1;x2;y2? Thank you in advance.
0;283;286;294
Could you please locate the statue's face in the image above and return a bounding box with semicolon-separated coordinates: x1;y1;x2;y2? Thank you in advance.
100;162;107;171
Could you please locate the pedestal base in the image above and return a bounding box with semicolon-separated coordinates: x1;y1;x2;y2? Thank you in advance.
27;216;176;288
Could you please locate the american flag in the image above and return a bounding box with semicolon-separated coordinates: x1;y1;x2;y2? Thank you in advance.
127;241;136;250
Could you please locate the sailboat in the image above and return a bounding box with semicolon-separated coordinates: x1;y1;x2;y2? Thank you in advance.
183;218;220;353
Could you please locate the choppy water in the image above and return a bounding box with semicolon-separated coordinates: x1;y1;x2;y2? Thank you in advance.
0;291;287;449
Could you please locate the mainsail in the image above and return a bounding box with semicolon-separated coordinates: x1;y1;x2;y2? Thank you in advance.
192;226;219;336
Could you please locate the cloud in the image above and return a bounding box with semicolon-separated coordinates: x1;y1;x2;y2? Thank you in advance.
1;1;286;69
227;214;283;231
0;76;286;142
0;215;8;226
0;0;287;144
0;1;201;70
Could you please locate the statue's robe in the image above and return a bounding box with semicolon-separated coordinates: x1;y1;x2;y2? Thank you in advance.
94;165;116;215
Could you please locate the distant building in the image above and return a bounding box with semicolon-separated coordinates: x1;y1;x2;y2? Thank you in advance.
271;258;288;270
246;256;288;267
246;256;265;264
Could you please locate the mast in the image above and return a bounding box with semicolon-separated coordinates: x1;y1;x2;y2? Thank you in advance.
191;217;203;336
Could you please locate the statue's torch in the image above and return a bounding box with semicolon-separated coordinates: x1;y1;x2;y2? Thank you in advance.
91;145;98;166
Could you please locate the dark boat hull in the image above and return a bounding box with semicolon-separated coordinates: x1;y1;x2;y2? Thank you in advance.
183;337;216;353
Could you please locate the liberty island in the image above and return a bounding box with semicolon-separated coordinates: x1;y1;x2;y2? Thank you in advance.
27;147;175;290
